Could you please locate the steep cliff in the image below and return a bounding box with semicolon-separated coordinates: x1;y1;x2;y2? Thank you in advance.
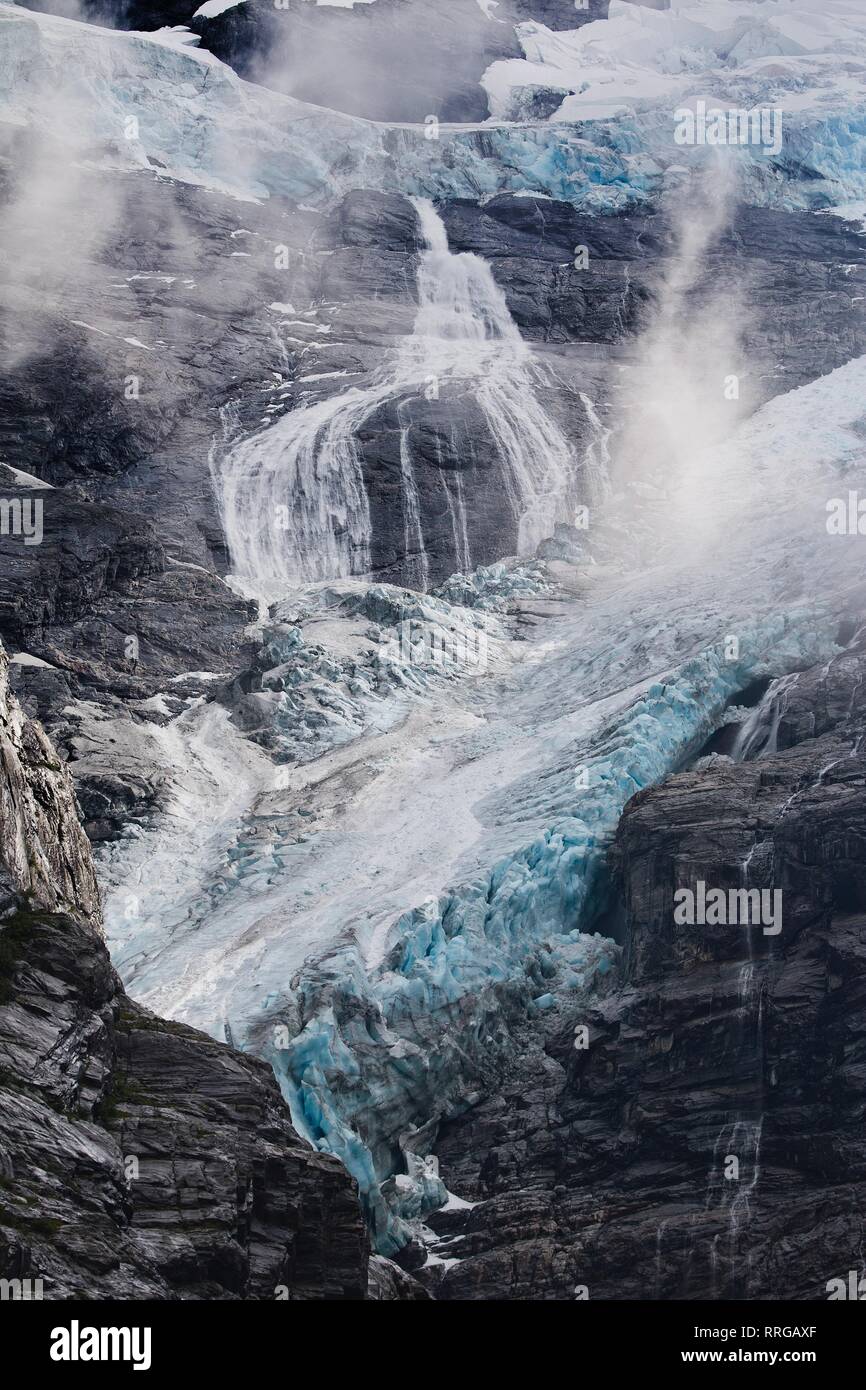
0;646;371;1299
0;646;100;924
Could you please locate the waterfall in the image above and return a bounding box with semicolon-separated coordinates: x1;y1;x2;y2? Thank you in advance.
396;400;430;592
700;867;770;1298
217;382;375;605
215;199;578;605
579;390;613;503
732;672;800;761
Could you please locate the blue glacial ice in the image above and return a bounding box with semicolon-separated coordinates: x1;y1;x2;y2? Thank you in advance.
4;1;866;214
266;610;838;1251
96;348;866;1255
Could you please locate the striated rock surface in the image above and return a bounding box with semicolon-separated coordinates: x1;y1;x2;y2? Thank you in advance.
429;636;866;1299
368;1253;433;1301
0;909;372;1299
0;646;100;925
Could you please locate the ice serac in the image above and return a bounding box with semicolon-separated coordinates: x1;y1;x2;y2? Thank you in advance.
485;0;866;125
3;2;866;213
431;641;866;1300
217;200;582;602
268;613;837;1253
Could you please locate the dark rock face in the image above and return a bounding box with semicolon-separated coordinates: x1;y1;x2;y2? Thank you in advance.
0;647;100;925
3;141;864;722
0;154;287;715
0;487;161;655
17;2;199;28
429;637;866;1300
442;198;866;399
0;644;372;1299
440;193;655;343
368;1253;433;1300
193;0;609;123
0;908;370;1299
358;388;536;588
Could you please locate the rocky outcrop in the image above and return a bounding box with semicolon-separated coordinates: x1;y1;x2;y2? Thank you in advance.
368;1253;433;1300
20;2;197;23
0;909;373;1299
0;646;372;1298
428;635;866;1299
0;646;100;925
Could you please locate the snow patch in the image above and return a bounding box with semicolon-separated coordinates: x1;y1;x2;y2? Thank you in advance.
193;0;246;18
10;652;57;668
0;464;54;490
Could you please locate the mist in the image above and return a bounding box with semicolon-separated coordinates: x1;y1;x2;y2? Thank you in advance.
245;0;506;123
609;154;756;566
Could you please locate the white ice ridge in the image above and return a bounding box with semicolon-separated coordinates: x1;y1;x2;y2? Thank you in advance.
485;0;866;121
2;1;866;210
193;0;247;18
102;349;866;1253
216;200;581;602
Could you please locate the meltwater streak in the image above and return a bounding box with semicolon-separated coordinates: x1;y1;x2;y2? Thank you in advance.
216;199;581;605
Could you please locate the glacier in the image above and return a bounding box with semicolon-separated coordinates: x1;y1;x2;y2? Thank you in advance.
99;348;866;1252
485;0;866;125
10;0;866;1262
2;1;866;213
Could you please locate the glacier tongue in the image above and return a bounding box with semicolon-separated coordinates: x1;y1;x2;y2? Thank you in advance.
100;349;866;1253
26;0;866;1260
275;618;833;1252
